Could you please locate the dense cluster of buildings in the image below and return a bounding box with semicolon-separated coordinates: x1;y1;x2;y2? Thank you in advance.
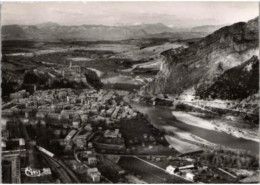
2;85;251;183
2;120;26;183
2;88;143;183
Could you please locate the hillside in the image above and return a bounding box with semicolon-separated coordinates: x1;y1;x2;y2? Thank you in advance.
1;56;102;97
197;55;259;100
191;24;228;34
2;22;208;41
146;17;259;100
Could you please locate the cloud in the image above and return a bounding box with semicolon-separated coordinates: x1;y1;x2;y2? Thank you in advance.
1;2;258;27
49;8;83;16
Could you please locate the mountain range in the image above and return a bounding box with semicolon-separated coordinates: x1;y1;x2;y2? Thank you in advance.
2;22;223;41
191;24;228;33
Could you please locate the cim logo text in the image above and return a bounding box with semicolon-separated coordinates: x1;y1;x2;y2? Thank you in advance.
24;167;52;177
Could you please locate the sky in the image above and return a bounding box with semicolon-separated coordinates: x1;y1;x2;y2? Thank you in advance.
1;2;259;28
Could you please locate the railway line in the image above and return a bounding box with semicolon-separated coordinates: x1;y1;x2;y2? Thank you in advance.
37;146;81;183
42;155;72;183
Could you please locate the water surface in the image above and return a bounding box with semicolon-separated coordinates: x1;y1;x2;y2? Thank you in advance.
130;102;259;155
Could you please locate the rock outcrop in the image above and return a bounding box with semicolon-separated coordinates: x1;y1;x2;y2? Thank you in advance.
197;55;259;100
146;17;259;100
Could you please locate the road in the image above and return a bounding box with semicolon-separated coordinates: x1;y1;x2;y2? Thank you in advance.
119;156;191;183
133;156;193;183
181;100;257;116
103;153;168;157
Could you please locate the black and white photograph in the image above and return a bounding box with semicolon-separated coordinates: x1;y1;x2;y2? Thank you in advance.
1;1;259;184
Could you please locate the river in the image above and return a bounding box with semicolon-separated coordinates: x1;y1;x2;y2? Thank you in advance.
99;71;259;155
130;102;259;155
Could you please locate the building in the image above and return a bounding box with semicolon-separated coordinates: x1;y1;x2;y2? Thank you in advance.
65;130;77;141
2;155;21;183
88;156;98;166
58;91;68;99
36;111;47;119
111;106;120;119
84;124;92;131
10;90;28;100
239;173;259;183
2;109;14;117
82;150;93;158
185;172;195;181
19;138;25;149
2;160;12;183
65;140;74;152
87;168;101;183
179;164;195;170
92;135;126;151
68;160;85;172
80;114;88;123
88;142;93;148
47;113;61;120
60;110;77;119
2;130;10;138
166;165;177;175
72;119;81;128
104;129;121;138
74;131;92;148
2;141;6;151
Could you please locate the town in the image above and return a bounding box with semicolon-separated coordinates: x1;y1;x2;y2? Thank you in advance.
1;2;259;184
2;84;259;183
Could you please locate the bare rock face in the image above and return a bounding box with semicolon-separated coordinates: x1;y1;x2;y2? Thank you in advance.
245;17;259;40
147;17;259;100
197;55;259;100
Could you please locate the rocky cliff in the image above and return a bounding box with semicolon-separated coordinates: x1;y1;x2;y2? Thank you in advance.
147;17;259;100
197;55;259;100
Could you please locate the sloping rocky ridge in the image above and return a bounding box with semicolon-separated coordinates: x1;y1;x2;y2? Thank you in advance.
146;17;259;100
197;55;259;100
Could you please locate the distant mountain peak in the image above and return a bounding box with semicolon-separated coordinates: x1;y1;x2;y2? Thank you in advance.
191;24;228;33
36;22;60;28
1;22;178;41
